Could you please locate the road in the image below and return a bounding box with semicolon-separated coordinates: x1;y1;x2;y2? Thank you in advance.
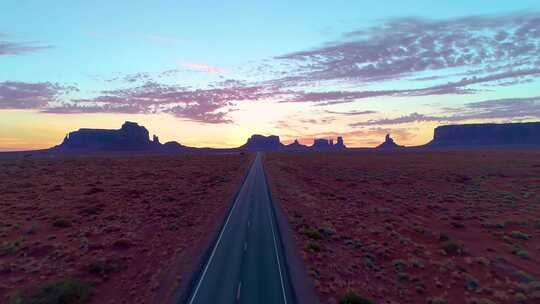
187;152;295;304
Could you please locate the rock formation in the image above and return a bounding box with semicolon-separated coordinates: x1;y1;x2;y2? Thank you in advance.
376;134;403;150
285;139;308;150
241;135;347;151
335;136;346;149
162;141;185;152
54;121;180;152
310;137;347;150
53;121;352;153
311;138;332;149
428;122;540;147
241;134;284;151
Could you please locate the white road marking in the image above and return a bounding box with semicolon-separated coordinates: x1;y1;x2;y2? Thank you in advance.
266;178;288;303
236;281;242;302
188;162;255;304
244;242;248;252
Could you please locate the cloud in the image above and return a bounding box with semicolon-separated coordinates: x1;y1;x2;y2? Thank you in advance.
449;96;540;120
277;13;540;83
0;35;50;56
286;85;474;105
262;13;540;104
158;69;180;78
325;110;377;115
48;81;274;124
43;103;144;114
427;68;540;91
166;105;234;124
275;67;539;105
350;112;439;127
0;81;76;109
105;72;152;83
349;96;540;127
274;120;295;130
179;62;226;74
299;117;335;124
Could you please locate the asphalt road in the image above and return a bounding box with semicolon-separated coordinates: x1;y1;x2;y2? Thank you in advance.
187;152;295;304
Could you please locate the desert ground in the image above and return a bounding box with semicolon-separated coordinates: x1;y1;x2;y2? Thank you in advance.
0;153;251;304
265;150;540;304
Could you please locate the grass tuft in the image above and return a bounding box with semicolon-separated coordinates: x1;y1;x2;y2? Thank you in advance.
306;241;321;252
440;240;462;255
88;259;118;275
339;289;374;304
510;231;531;240
1;237;25;255
9;278;91;304
301;227;322;240
52;218;72;228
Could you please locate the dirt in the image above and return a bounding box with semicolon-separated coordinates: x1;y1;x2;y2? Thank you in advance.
0;153;252;303
265;150;540;304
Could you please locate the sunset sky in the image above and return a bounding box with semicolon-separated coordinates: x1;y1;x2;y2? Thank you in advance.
1;1;540;150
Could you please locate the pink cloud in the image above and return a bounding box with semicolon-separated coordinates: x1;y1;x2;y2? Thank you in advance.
179;61;226;74
278;14;540;82
349;96;540;127
45;81;275;124
0;81;77;109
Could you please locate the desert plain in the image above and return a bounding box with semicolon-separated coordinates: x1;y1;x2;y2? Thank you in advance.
265;150;540;304
1;150;540;304
0;153;251;303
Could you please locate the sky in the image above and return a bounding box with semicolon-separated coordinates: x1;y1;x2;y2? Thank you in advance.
1;1;540;150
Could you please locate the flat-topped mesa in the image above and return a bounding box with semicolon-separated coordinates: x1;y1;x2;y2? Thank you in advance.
428;122;540;147
376;134;403;150
241;134;284;151
56;121;162;151
310;136;347;150
311;138;332;149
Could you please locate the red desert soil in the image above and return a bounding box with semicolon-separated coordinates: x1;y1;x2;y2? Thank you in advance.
265;151;540;304
0;153;251;303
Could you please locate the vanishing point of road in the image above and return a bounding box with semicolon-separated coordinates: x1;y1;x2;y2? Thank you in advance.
187;152;295;304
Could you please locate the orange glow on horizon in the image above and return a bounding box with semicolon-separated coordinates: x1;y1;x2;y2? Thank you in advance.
0;110;440;151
